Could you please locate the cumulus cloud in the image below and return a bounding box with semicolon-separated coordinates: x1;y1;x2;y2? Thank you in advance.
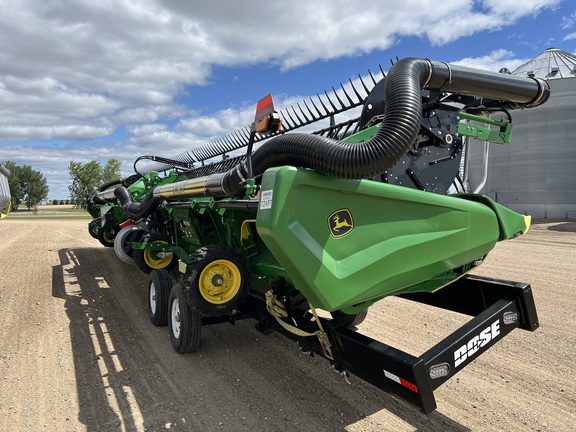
178;107;254;137
561;10;576;29
451;49;531;72
0;0;560;198
0;0;559;140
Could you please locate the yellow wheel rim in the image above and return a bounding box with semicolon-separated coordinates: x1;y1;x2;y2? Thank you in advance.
198;259;241;305
144;240;172;269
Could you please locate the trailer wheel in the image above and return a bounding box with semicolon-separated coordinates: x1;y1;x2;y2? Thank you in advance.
330;309;368;327
184;245;249;316
134;232;177;274
97;225;115;247
168;283;201;353
114;225;140;264
148;269;171;326
88;223;98;239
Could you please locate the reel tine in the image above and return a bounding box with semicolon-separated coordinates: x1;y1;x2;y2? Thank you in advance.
222;135;237;152
368;69;378;85
309;96;325;117
200;147;215;160
233;129;249;146
213;138;230;154
200;147;213;160
297;102;311;122
332;85;346;109
289;105;304;125
303;98;320;119
192;148;206;161
359;74;371;94
184;152;195;164
284;108;299;128
239;127;252;140
349;78;364;101
316;93;331;115
340;82;355;105
280;110;293;129
324;89;339;111
161;65;375;165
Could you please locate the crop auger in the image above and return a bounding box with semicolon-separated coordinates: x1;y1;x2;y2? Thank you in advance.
95;57;548;413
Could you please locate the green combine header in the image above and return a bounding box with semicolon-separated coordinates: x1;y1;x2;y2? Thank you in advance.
89;57;548;413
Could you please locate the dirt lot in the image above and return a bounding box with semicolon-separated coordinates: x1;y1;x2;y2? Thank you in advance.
0;219;574;431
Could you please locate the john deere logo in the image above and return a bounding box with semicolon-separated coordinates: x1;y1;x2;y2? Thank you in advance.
328;209;354;238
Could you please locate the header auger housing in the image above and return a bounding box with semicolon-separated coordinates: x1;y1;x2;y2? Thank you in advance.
92;57;547;414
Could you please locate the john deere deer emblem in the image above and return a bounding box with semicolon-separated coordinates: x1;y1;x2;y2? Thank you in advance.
328;209;354;238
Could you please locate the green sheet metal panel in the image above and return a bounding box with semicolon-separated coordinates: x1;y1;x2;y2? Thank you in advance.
256;166;526;312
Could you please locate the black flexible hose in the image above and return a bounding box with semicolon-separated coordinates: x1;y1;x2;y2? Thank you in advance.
219;58;431;196
117;57;550;216
114;186;161;219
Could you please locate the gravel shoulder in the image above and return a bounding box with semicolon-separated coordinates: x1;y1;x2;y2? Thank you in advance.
0;219;574;431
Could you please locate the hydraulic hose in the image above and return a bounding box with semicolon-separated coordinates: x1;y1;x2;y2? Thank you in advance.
114;186;160;219
116;57;550;218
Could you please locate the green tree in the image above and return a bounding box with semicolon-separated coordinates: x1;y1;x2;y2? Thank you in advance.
68;160;103;209
19;166;49;210
1;161;49;210
68;158;123;209
102;158;122;183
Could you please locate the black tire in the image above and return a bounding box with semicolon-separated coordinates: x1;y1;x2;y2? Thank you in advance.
128;228;147;258
168;283;201;353
134;232;177;274
330;309;368;327
114;226;146;264
97;225;115;247
148;269;171;326
183;245;249;316
88;222;98;239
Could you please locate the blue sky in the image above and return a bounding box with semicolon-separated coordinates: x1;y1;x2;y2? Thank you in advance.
1;0;575;199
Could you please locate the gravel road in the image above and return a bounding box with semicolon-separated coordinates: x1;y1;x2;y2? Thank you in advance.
0;219;574;431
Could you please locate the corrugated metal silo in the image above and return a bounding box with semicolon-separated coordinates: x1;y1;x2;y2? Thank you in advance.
466;47;576;219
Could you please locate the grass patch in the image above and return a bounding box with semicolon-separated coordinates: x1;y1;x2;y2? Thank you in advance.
8;204;92;220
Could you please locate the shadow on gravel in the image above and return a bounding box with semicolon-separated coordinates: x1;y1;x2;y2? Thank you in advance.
52;247;470;432
52;247;145;430
546;221;576;232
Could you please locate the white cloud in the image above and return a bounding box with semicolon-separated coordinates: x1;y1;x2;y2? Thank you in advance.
0;0;560;197
0;0;560;139
451;49;531;72
561;10;576;29
126;124;168;137
178;106;256;136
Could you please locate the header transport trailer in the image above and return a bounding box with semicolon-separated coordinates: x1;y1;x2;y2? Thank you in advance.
93;57;546;413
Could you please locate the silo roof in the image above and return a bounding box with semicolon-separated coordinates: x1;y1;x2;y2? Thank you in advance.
511;47;576;80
